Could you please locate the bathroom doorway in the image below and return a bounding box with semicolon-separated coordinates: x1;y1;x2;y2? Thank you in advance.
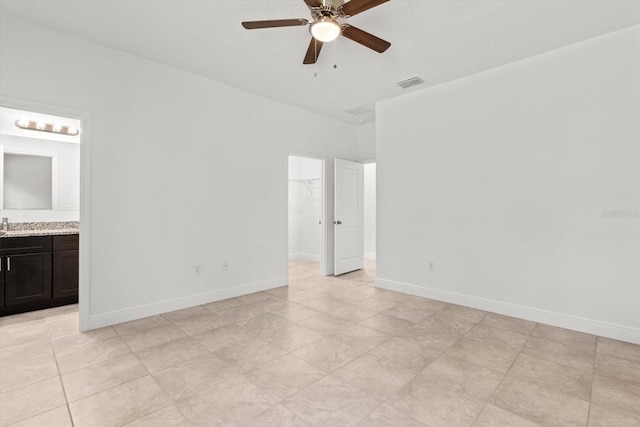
288;155;326;280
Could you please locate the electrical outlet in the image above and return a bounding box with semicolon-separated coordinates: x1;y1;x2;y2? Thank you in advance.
194;265;201;275
222;261;229;271
429;262;435;271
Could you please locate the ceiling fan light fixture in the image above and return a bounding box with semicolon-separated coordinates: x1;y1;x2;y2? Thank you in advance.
310;17;341;42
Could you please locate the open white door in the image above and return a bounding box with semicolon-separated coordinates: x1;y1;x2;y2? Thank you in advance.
334;158;364;275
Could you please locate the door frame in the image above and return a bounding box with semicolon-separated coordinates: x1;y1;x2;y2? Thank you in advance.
0;95;92;331
287;152;328;277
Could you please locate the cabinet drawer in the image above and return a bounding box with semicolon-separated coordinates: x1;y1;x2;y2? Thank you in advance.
0;236;52;255
53;234;79;252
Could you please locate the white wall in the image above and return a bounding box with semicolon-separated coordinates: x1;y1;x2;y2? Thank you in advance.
364;163;376;259
288;156;322;262
0;15;358;329
355;122;376;162
377;26;640;344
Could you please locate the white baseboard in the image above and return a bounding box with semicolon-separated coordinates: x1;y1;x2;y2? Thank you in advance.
288;253;320;262
87;277;286;330
376;277;640;345
364;252;376;260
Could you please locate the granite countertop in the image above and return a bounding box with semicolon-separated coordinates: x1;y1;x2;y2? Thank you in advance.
0;221;79;238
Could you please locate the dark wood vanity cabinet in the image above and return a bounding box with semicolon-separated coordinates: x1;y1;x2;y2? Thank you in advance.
0;234;78;316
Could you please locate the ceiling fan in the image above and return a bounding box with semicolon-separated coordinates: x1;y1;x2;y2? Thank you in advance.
241;0;391;64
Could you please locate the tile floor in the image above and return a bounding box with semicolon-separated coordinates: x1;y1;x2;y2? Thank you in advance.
1;259;639;426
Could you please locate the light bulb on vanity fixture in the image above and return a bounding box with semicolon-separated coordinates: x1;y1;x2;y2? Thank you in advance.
15;119;80;136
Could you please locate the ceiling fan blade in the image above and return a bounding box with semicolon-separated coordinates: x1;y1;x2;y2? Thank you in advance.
303;0;322;7
341;25;390;53
341;0;389;16
303;38;323;64
242;19;308;29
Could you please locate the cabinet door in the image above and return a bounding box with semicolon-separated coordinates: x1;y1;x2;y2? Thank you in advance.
53;250;79;298
4;253;52;306
0;258;4;307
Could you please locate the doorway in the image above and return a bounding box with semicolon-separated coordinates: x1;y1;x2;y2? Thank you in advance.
363;162;376;272
0;96;90;330
288;155;325;280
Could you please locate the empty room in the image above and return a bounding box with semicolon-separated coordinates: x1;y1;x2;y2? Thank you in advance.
0;0;638;426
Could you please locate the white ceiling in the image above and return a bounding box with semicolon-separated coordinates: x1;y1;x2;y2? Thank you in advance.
1;0;638;125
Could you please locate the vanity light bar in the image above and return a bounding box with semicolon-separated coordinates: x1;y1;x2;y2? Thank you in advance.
15;119;79;136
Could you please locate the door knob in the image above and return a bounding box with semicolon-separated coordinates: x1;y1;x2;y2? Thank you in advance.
336;220;342;225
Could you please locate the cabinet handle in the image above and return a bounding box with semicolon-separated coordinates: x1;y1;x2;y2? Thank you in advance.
6;257;9;272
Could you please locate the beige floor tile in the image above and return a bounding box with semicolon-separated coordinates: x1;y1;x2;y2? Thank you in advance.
216;304;266;323
169;311;230;336
297;312;355;335
360;313;415;335
123;405;190;427
588;403;640;427
332;353;419;400
119;323;186;352
402;296;448;311
153;357;235;402
192;322;256;352
0;338;53;368
532;324;596;352
113;315;169;336
175;372;278;426
330;324;390;352
62;353;148;402
591;373;640;417
326;304;378;322
51;326;117;353
134;336;211;373
398;312;475;351
202;297;245;313
475;404;543;427
597;337;640;363
0;352;59;393
284;376;380;426
0;310;45;328
235;291;273;304
251;295;297;312
69;375;171;427
245;353;326;400
356;296;399;312
0;319;49;348
241;404;311;426
237;312;292;337
56;335;131;374
508;353;592;400
357;404;426;427
522;336;595;372
438;304;488;322
448;325;528;372
271;304;321;322
293;336;364;373
0;377;66;426
302;296;353;313
160;305;209;323
40;304;78;318
6;405;72;427
267;287;316;303
45;312;80;338
419;355;505;401
480;313;537;335
370;337;442;373
491;375;589;427
214;336;287;372
595;352;640;385
386;371;485;427
260;323;323;351
382;303;435;323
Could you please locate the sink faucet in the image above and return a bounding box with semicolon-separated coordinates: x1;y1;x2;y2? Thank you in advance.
1;218;8;233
